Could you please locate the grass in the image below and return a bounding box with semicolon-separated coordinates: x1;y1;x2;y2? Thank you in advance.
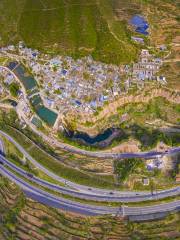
0;134;23;159
0;0;139;64
0;56;8;65
117;97;180;125
114;158;145;182
62;95;180;151
0;133;66;186
130;212;180;239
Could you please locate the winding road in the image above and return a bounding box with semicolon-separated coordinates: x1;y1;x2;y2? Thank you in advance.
1;154;180;203
0;130;180;202
0;165;180;217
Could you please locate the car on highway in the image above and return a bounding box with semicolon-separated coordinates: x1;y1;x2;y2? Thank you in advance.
26;173;34;178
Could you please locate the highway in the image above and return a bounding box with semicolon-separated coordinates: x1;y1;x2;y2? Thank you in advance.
1;129;180;199
1;154;180;202
14;109;180;160
0;165;179;217
0;137;4;155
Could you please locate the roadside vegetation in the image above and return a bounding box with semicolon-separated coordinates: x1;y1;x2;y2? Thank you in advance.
8;82;20;98
114;155;178;191
0;108;179;190
129;213;180;240
3;164;180;210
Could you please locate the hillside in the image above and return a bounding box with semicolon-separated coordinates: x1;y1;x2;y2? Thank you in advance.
0;1;179;65
0;176;180;240
1;0;140;64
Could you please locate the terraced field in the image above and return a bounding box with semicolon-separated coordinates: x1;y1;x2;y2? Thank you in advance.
0;176;130;240
0;176;180;240
131;214;180;239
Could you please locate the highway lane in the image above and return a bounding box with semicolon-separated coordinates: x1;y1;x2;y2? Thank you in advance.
0;129;180;198
0;137;4;155
0;165;180;217
1;154;180;202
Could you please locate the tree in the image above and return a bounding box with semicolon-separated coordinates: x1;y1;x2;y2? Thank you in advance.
9;82;20;97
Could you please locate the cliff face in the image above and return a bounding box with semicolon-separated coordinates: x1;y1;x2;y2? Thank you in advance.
81;88;179;123
65;87;180;135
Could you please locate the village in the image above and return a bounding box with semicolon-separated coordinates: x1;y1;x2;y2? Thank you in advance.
0;42;167;125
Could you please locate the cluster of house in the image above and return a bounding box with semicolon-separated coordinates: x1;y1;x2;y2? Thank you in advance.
146;157;164;171
0;42;166;117
0;66;16;96
0;65;32;121
132;49;166;84
38;56;122;114
1;43;122;114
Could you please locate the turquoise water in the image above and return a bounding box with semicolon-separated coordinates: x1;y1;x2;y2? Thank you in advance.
31;95;58;126
36;106;58;126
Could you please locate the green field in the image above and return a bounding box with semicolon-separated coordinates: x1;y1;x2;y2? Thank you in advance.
0;0;179;66
0;0;140;64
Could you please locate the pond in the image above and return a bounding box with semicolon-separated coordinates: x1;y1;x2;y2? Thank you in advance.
130;15;149;35
8;62;37;90
65;128;123;147
36;106;58;127
7;62;57;127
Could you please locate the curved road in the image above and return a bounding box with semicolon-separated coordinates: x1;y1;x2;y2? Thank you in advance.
1;129;180;199
0;165;179;217
1;154;180;202
0;61;180;217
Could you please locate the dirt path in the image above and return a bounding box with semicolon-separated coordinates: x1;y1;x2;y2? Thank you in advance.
164;59;180;63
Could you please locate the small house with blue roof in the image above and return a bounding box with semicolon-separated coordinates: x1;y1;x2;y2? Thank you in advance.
130;15;149;35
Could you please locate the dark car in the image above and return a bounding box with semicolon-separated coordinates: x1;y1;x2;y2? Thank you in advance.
26;173;33;178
